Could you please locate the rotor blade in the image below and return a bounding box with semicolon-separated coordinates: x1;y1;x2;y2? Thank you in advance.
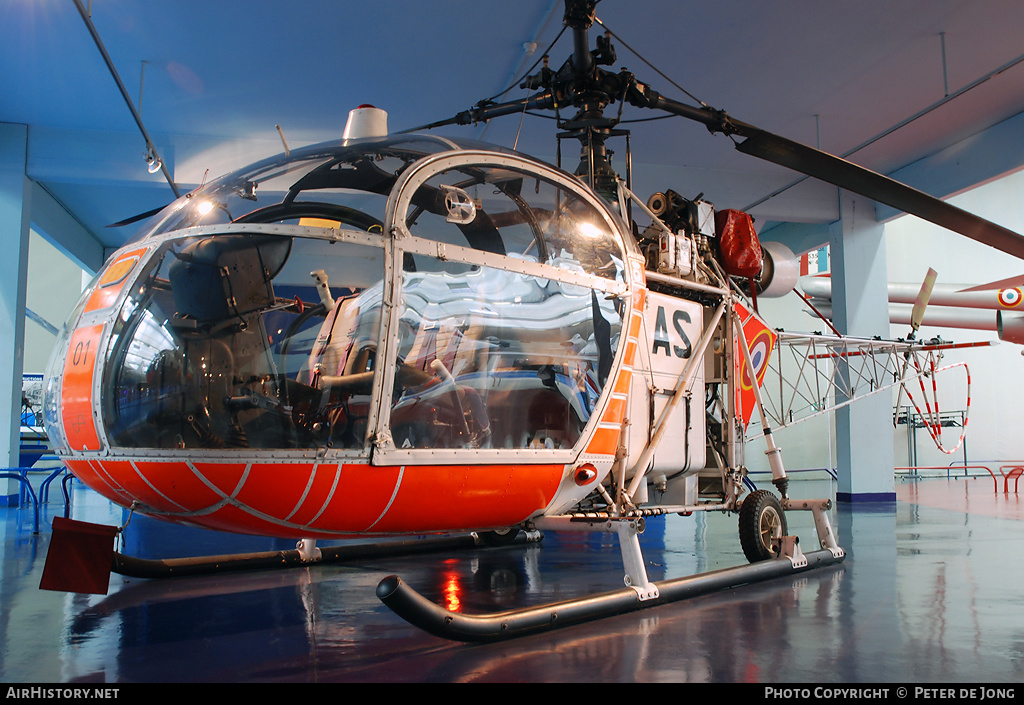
957;274;1024;293
106;204;169;227
734;128;1024;260
637;89;1024;260
910;268;938;332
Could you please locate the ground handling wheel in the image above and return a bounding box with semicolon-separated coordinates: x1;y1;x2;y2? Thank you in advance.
478;528;521;547
738;489;788;562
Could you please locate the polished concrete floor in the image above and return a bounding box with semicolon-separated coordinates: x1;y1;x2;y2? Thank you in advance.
2;470;1023;683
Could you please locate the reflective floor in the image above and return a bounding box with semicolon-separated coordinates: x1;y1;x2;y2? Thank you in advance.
2;471;1023;683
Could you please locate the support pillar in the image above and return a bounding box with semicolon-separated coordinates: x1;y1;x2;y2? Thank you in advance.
0;124;32;505
829;191;896;502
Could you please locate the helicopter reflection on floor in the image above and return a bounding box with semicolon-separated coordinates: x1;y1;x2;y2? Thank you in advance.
2;474;1023;683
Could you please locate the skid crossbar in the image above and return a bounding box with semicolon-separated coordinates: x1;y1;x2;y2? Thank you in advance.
377;548;845;642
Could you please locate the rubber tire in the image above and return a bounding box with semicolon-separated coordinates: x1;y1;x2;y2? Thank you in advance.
738;489;788;563
479;528;520;547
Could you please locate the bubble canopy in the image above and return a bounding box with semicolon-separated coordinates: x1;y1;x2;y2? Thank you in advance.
46;134;638;462
142;135;475;239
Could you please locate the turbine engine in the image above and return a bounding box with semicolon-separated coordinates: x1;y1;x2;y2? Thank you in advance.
643;189;799;297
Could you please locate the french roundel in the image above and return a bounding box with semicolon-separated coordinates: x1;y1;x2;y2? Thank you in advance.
998;287;1024;308
740;329;773;390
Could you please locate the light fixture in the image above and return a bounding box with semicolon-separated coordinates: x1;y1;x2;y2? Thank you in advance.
573;462;598;486
74;0;180;197
145;148;162;174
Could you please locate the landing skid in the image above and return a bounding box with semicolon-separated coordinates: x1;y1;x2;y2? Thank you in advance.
377;496;846;642
40;514;539;594
377;548;845;642
112;532;538;580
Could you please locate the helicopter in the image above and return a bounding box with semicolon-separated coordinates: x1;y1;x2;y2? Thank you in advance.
36;0;1024;642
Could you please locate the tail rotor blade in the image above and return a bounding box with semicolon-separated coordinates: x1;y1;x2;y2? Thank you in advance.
911;268;938;333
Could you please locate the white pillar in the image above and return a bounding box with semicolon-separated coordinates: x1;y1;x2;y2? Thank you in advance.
829;191;896;502
0;124;32;504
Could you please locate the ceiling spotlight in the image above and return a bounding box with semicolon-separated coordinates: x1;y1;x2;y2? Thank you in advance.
144;148;162;174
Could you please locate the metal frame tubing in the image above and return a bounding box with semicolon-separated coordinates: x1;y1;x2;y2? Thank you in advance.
377;548;846;642
111;533;531;579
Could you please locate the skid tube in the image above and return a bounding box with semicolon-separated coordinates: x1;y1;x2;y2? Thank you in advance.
377;548;845;642
112;532;537;580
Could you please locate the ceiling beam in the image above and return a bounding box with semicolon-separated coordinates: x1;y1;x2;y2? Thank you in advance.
28;181;104;274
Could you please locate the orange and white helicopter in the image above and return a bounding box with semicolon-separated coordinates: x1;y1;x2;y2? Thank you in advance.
38;1;1024;641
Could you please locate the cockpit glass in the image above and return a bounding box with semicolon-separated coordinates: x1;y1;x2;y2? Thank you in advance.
404;164;625;283
101;232;386;451
97;136;634;456
138;136;474;239
389;253;622;450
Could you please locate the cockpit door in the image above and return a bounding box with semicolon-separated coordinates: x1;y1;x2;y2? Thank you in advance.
370;150;638;466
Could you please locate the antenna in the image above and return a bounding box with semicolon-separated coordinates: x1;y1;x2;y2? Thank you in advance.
276;125;290;157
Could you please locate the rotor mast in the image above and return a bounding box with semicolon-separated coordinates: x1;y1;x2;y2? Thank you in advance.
559;0;622;196
425;0;1024;260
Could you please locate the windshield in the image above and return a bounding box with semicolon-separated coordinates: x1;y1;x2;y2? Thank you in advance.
101;231;387;451
137;135;511;238
82;134;634;456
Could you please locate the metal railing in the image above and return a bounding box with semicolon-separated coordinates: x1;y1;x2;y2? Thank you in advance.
895;462;1024;494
